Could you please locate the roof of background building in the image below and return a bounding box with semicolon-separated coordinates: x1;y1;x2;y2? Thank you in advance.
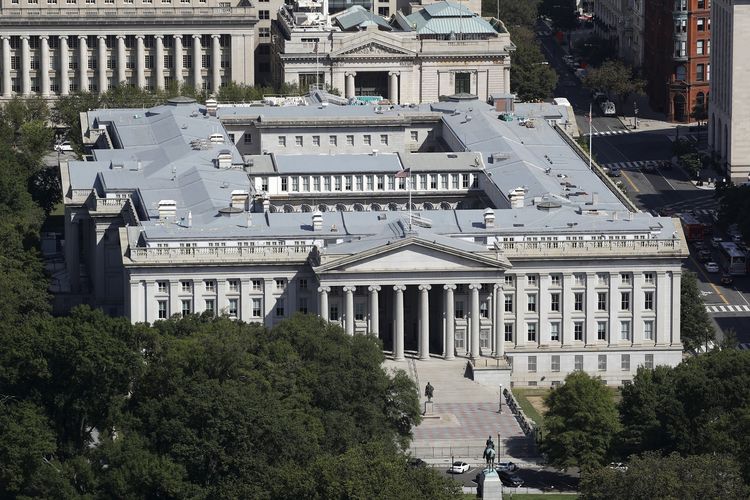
405;1;498;35
333;5;392;31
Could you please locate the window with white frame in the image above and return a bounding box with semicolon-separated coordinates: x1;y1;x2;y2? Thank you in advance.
621;354;631;371
363;134;371;145
597;321;607;341
158;300;168;319
157;281;168;293
550;274;561;286
480;301;489;318
550;322;560;341
620;320;631;341
410;130;418;141
480;329;490;349
574;321;584;341
355;302;365;321
574;273;585;286
504;323;513;342
574;292;584;311
551;355;560;372
598;354;607;371
228;298;238;318
597;292;607;311
330;305;339;321
205;299;215;316
455;329;465;350
504;295;513;312
644;320;654;341
620;273;631;285
527;293;537;312
644;353;654;369
278;136;286;147
312;135;320;146
527;322;537;342
275;279;286;290
455;300;464;318
252;298;262;317
644;272;654;284
528;355;537;372
621;292;631;311
574;355;583;371
295;136;303;147
205;280;215;292
228;280;239;292
550;293;560;312
644;291;654;310
181;299;192;317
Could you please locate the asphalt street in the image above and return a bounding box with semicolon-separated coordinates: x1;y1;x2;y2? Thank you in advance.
536;28;749;347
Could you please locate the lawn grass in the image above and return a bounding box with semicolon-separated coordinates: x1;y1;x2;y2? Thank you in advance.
512;388;550;429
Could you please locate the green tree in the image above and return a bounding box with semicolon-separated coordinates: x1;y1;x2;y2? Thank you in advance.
680;271;715;351
510;27;558;101
580;452;749;500
541;371;621;470
679;152;702;178
583;60;645;101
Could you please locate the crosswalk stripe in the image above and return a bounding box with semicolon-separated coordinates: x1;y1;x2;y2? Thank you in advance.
705;304;750;313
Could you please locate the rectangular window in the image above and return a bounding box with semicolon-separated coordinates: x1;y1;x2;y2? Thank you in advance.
480;329;490;349
644;272;654;284
355;302;365;321
696;64;705;81
228;298;238;318
644;291;654;310
157;281;168;293
574;292;584;311
329;135;337;146
697;18;705;31
324;177;332;191
410;130;418;141
295;136;303;147
313;177;321;191
252;279;262;291
574;321;584;341
574;273;585;286
259;9;270;19
621;292;631;311
644;320;654;341
312;135;320;146
181;299;192;317
504;295;513;313
550;275;561;286
528;356;537;373
205;299;215;316
299;297;308;314
181;280;192;292
597;321;607;341
480;301;489;319
550;322;560;341
298;279;308;290
455;330;465;350
275;279;286;290
504;275;514;287
380;134;388;145
330;305;339;321
598;354;607;371
645;354;654;369
504;323;514;342
228;280;239;292
345;175;353;191
302;177;310;191
574;355;583;371
696;39;704;55
527;322;537;342
551;355;560;372
252;298;262;317
280;177;288;191
158;300;168;319
620;273;631;285
455;72;470;94
550;293;560;312
621;321;631;341
346;135;354;146
597;292;608;311
278;136;286;147
527;275;537;287
291;177;299;191
363;134;371;145
455;300;464;318
621;354;631;371
275;298;285;317
527;293;537;312
597;273;608;285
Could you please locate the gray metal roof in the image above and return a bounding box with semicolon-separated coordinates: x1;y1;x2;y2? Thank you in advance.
334;5;392;31
405;1;498;36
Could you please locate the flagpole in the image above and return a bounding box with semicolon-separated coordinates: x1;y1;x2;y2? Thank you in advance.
408;174;412;231
589;103;594;170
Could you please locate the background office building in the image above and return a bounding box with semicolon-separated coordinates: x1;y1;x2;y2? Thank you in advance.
0;0;256;98
709;0;750;182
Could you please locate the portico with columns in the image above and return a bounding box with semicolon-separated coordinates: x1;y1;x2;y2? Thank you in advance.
312;228;510;360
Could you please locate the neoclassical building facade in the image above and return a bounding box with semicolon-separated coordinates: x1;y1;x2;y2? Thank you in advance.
0;0;256;98
272;1;512;103
60;94;687;386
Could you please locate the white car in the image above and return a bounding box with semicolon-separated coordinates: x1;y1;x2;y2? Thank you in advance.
496;461;518;472
705;262;720;273
55;141;73;152
600;100;616;116
449;461;470;474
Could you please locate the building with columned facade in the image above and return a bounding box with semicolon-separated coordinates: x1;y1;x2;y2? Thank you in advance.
0;0;256;99
271;1;512;103
59;92;687;387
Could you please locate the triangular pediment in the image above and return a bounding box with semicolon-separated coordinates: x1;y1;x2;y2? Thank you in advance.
332;36;416;58
314;237;510;274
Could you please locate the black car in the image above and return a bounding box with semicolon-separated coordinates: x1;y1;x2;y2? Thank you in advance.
498;470;524;487
721;274;734;285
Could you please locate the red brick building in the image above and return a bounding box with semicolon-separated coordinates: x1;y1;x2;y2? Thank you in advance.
644;0;711;122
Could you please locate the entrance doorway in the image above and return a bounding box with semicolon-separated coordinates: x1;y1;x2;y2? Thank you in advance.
355;72;388;97
673;94;686;122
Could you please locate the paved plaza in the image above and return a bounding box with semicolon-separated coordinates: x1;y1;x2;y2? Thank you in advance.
383;357;538;464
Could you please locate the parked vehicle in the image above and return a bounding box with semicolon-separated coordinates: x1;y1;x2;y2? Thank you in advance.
495;462;518;472
55;141;73;152
705;261;720;273
607;167;622;177
449;461;470;474
721;273;734;285
498;470;524;487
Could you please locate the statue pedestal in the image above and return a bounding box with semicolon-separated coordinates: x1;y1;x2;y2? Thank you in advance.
423;401;434;415
480;469;502;500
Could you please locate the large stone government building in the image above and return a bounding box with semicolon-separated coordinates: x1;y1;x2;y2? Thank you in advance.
59;91;687;387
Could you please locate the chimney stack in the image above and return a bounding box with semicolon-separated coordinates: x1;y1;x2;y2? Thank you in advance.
157;199;177;220
312;210;323;231
508;187;526;208
205;97;218;116
483;208;495;228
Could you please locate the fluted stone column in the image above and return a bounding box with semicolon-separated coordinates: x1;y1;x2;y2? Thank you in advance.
2;37;11;98
174;35;184;86
21;36;30;96
211;34;221;93
78;35;88;92
116;35;126;85
40;36;50;97
154;35;164;91
443;284;456;360
318;286;330;321
671;272;682;346
368;285;380;336
343;285;355;335
418;284;431;360
59;36;69;96
393;285;406;361
136;35;145;89
97;36;107;93
469;283;482;359
192;34;202;89
388;72;399;104
494;284;504;358
345;72;355;98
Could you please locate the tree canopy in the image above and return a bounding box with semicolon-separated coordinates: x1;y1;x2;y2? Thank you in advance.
509;26;559;102
582;60;645;101
680;271;716;352
541;371;621;471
